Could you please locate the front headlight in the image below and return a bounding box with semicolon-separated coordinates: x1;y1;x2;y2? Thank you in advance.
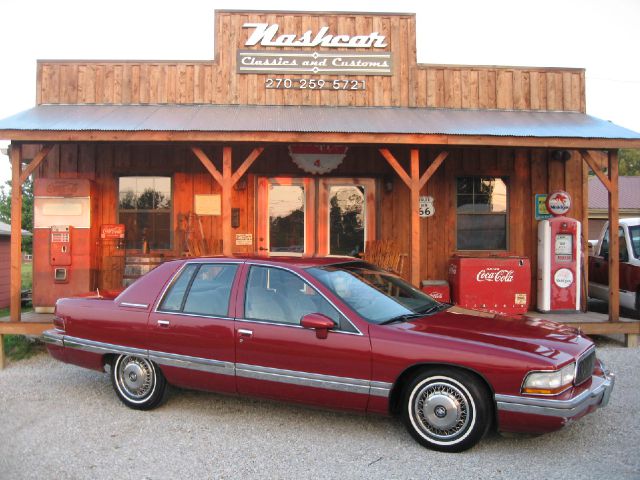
522;362;575;395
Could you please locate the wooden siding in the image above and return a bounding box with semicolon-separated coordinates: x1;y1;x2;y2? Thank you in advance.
34;143;588;306
36;12;585;112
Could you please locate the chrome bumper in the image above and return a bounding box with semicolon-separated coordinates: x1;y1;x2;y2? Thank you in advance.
495;371;615;418
42;329;64;347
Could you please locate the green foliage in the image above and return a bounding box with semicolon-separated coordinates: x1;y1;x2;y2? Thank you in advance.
22;262;33;290
0;177;34;253
2;334;43;361
619;149;640;176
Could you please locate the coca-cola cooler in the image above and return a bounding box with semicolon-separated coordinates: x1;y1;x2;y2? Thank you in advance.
448;256;531;315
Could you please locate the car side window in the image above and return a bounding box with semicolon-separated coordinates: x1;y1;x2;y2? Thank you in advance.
159;263;237;317
244;266;355;332
158;264;198;312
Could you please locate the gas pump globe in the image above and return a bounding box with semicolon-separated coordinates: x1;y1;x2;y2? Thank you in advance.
537;191;582;312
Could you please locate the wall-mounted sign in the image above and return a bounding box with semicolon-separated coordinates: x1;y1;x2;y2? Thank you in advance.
546;191;572;216
289;145;348;174
100;224;125;239
194;194;221;216
235;233;253;246
237;51;392;76
535;194;552;220
419;196;434;218
243;23;388;49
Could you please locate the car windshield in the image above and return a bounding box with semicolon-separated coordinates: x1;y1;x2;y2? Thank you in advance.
629;226;640;259
307;261;444;324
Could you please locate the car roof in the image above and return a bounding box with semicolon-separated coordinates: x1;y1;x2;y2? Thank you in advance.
174;255;360;269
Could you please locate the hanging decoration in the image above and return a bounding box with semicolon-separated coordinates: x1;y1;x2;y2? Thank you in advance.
289;144;348;174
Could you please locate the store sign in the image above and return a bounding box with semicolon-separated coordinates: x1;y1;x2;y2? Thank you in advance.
243;23;388;49
419;196;434;218
235;233;253;246
237;51;392;75
546;191;572;216
100;224;125;239
534;194;552;220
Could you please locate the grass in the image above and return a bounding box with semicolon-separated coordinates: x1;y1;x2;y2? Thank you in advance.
21;261;32;290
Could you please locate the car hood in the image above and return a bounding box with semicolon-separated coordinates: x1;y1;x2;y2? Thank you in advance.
394;306;591;362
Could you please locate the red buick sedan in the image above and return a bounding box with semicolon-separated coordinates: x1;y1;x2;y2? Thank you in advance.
43;256;614;452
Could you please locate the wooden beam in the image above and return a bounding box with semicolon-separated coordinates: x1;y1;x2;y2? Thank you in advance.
0;322;54;335
10;145;22;322
608;149;619;322
19;144;53;185
231;147;264;186
4;130;640;149
580;150;611;192
410;149;421;287
563;321;640;335
418;151;449;190
191;146;223;185
222;147;233;256
379;148;411;187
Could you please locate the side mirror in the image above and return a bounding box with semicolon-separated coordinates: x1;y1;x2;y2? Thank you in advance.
301;313;336;340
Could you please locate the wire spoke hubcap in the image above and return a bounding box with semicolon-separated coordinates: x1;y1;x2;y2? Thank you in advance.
414;381;470;440
117;356;154;400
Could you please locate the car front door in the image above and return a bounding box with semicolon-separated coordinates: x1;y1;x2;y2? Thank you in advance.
234;264;372;411
147;261;241;393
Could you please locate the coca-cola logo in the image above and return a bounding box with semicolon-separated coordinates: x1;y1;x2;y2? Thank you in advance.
476;268;514;282
428;292;443;299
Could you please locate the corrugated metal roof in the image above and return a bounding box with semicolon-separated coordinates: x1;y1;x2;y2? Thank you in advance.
589;176;640;210
0;104;639;139
0;221;32;237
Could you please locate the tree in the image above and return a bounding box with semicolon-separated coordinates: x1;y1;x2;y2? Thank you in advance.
0;177;34;253
619;149;640;176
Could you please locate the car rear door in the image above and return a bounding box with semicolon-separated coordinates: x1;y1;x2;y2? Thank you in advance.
234;263;372;411
147;261;241;393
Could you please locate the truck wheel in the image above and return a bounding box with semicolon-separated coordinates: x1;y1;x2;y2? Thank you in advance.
402;368;492;453
111;354;167;410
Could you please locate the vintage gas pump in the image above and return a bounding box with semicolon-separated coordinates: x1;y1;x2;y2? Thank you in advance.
33;179;97;312
537;191;581;312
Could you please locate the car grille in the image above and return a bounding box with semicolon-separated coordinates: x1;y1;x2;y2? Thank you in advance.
575;349;596;385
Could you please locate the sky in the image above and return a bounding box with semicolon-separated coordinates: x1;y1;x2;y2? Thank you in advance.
0;0;639;185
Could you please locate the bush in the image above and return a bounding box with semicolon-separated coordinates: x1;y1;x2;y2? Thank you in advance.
3;335;44;361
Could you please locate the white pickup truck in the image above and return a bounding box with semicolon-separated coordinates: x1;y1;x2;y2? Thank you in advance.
588;218;640;314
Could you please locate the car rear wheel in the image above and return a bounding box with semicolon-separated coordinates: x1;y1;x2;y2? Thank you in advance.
111;354;167;410
402;368;491;452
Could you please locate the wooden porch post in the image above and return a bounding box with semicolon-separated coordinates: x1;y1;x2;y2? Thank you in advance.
9;144;22;322
191;146;263;256
379;148;448;287
222;147;233;256
607;149;619;322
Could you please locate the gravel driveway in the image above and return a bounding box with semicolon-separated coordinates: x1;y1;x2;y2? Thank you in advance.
1;338;638;480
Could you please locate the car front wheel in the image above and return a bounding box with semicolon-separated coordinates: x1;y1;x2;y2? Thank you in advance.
402;368;491;452
111;354;167;410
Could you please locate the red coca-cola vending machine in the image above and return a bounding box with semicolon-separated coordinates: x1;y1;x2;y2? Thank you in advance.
448;256;531;315
537;191;581;312
33;179;98;312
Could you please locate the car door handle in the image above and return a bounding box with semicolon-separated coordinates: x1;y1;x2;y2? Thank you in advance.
157;319;170;328
238;329;253;337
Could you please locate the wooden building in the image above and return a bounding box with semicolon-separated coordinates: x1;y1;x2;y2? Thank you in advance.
1;10;640;348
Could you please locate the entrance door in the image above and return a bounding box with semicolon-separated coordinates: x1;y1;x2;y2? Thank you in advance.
257;177;375;256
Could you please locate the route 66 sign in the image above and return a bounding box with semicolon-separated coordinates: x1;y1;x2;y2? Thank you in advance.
419;196;434;218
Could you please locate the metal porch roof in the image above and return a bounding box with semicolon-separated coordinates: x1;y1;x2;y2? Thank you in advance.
0;104;639;141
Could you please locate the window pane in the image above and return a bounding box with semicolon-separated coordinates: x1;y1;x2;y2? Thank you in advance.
329;185;365;256
457;214;507;250
490;179;508;213
183;264;238;317
457;177;474;195
269;185;305;253
158;264;198;312
457;194;474;213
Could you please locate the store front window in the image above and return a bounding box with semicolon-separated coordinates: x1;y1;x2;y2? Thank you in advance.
118;176;172;250
456;176;508;250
